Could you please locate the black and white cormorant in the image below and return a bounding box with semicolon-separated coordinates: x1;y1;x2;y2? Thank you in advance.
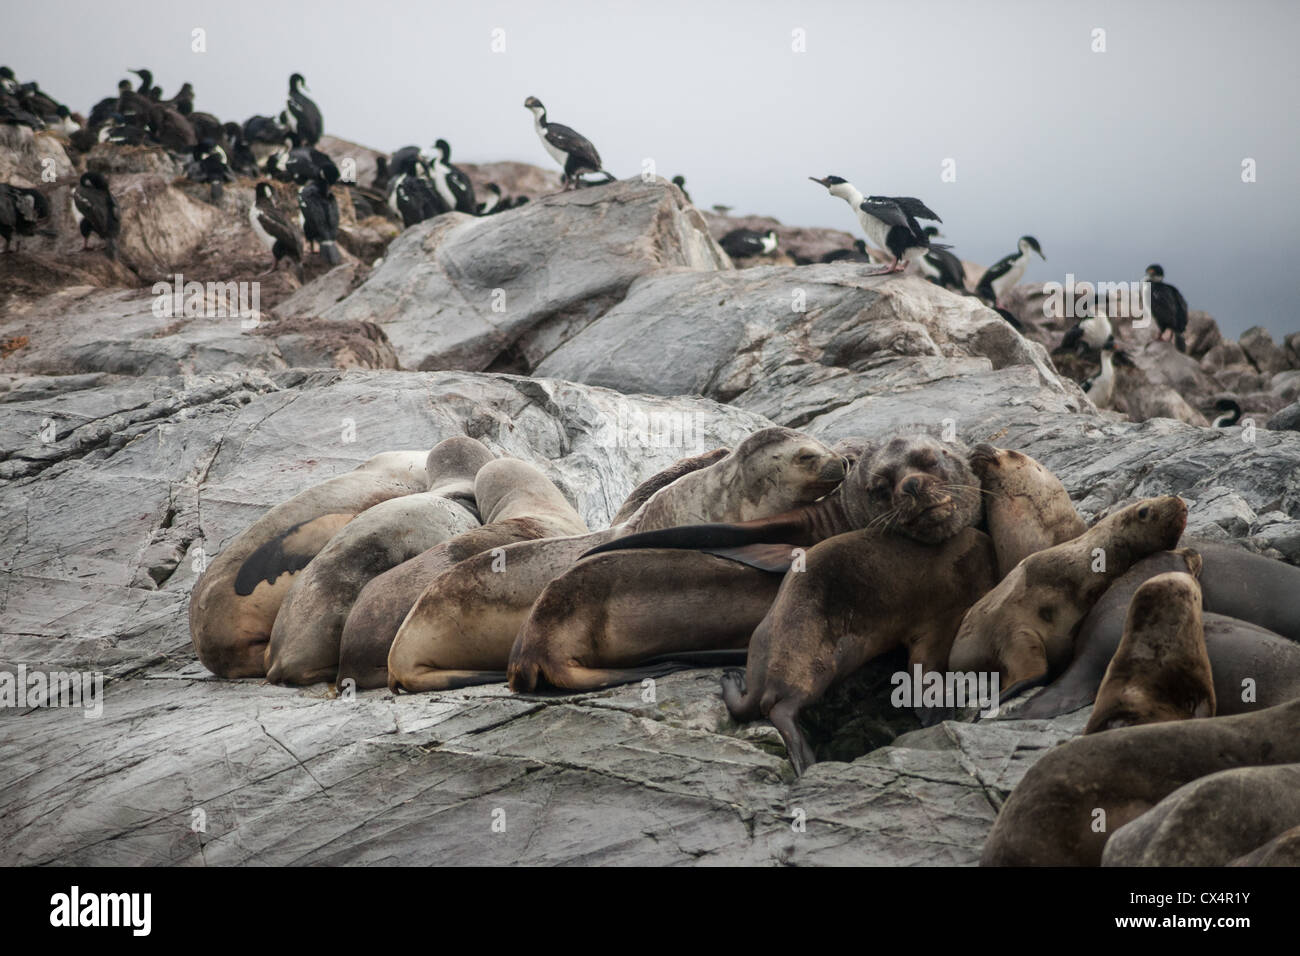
243;114;288;146
285;73;323;146
266;142;340;185
1056;300;1114;355
1211;398;1242;428
297;168;340;265
98;115;147;146
719;228;778;259
71;171;120;258
975;236;1045;307
187;139;234;203
524;96;613;188
223;122;259;176
0;184;50;253
1144;264;1189;352
916;227;966;289
1081;336;1134;410
671;175;691;202
821;239;872;263
249;182;303;277
809;175;941;273
426;139;476;214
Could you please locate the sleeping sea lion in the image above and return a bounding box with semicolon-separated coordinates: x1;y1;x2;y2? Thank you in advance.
948;496;1187;692
387;427;847;692
189;448;437;678
981;699;1300;866
336;457;589;689
263;437;494;685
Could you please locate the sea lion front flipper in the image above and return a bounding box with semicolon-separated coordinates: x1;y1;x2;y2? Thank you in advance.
234;512;355;595
389;669;507;692
1000;629;1049;689
584;512;814;559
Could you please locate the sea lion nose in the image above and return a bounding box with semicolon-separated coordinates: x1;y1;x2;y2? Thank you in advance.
901;475;922;496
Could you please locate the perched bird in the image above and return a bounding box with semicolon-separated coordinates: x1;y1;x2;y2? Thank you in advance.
1081;336;1134;410
1144;264;1189;351
1055;300;1114;355
524;96;613;188
297;169;340;265
243;114;288;146
248;181;303;277
476;183;503;215
975;236;1045;307
809;175;941;273
187;139;234;203
821;239;872;263
0;66;17;95
719;228;778;259
266;143;340;185
0;184;51;253
71;171;120;258
285;73;323;146
425;139;476;214
98;116;147;146
671;175;691;202
1211;398;1243;428
88;80;132;127
372;156;391;193
223;122;259;176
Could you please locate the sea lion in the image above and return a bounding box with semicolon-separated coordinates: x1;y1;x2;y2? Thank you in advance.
387;427;847;692
1084;571;1214;733
263;437;494;685
507;550;784;692
1230;825;1300;866
506;435;984;693
968;443;1086;579
608;447;730;526
582;433;981;558
981;698;1300;866
721;527;998;775
1013;546;1300;719
1192;539;1300;643
336;457;589;689
948;496;1187;691
189;448;437;678
1100;763;1300;867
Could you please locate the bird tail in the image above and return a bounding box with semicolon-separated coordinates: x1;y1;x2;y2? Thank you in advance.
320;240;340;265
929;242;954;251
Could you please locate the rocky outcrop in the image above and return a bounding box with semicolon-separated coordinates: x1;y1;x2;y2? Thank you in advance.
320;178;729;372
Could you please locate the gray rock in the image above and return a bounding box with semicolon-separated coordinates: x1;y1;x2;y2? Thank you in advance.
1268;401;1300;432
1240;325;1290;375
320;178;729;372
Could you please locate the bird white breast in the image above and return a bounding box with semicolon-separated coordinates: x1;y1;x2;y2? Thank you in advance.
994;253;1029;296
917;255;940;279
248;203;274;250
1091;353;1115;408
759;234;777;254
532;114;568;165
1082;313;1113;349
429;160;456;209
70;194;84;227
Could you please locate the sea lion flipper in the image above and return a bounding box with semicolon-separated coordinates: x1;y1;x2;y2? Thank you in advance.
233;512;355;595
701;544;798;573
584;514;810;559
769;699;816;776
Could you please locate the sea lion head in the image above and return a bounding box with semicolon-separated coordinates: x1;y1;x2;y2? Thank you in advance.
424;436;495;508
845;434;981;543
1103;496;1188;559
733;427;848;513
1087;571;1211;732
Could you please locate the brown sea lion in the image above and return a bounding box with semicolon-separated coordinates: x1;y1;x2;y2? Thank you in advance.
507;434;984;694
1101;763;1300;866
721;527;999;775
948;496;1188;692
981;698;1300;866
336;457;589;689
1084;571;1214;733
189;447;437;678
387;427;847;692
1012;545;1300;719
608;447;730;526
262;437;495;685
968;443;1086;580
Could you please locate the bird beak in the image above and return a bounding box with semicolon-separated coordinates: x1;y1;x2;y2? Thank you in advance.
809;176;830;187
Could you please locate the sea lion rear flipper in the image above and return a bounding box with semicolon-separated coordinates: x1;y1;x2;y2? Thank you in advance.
517;660;707;693
768;699;816;776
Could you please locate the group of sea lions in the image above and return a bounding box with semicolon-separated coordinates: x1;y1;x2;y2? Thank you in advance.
189;425;1300;865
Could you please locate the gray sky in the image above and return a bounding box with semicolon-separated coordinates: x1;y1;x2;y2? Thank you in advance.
10;0;1299;339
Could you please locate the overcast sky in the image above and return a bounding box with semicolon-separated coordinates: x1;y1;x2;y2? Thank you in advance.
10;0;1298;339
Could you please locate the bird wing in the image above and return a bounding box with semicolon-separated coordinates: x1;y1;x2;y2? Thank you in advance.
544;122;601;168
257;205;301;255
858;198;911;231
875;196;941;223
979;252;1017;286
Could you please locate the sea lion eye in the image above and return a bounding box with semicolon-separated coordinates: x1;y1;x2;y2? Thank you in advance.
1138;506;1150;519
